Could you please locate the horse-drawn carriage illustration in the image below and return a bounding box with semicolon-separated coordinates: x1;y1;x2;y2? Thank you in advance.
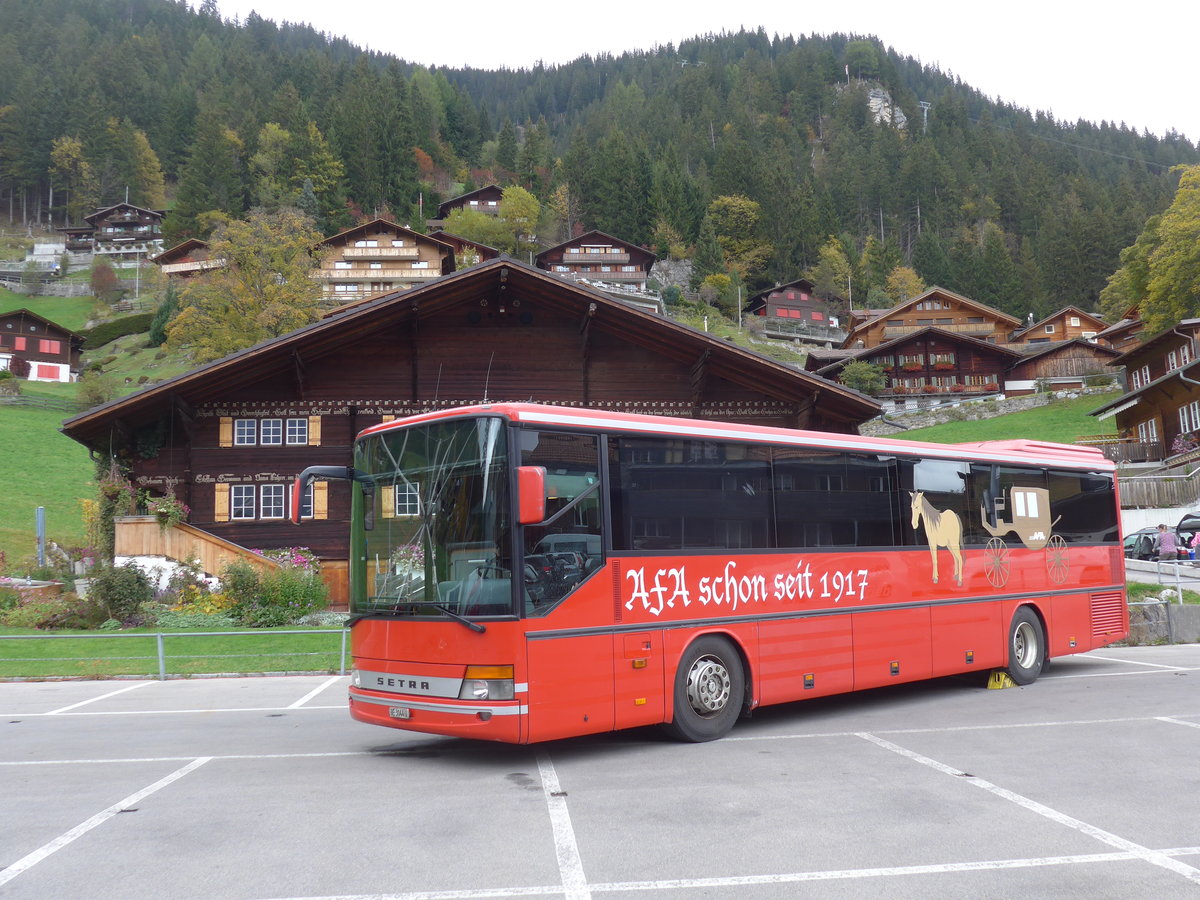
980;486;1067;587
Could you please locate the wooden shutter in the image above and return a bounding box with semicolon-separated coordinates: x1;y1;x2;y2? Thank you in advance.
308;415;322;446
313;481;328;520
214;483;230;522
218;417;233;448
380;485;395;519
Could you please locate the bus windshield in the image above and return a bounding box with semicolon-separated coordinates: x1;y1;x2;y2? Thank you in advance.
352;416;512;620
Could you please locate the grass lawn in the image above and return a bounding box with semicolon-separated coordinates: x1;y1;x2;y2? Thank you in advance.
0;401;94;568
890;393;1118;445
0;290;99;333
0;626;348;678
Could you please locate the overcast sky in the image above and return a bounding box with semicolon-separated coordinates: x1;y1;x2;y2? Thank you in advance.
206;0;1197;143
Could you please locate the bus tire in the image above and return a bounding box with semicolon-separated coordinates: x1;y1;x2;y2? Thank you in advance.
1006;606;1045;685
665;636;744;742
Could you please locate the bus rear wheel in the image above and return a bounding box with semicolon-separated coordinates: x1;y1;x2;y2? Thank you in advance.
665;636;744;742
1005;606;1046;685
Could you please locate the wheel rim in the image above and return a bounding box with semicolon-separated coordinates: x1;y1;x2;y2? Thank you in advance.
685;654;732;717
1046;535;1069;584
1013;620;1039;669
985;537;1010;587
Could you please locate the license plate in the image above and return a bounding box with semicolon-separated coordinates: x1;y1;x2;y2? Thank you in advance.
388;706;411;720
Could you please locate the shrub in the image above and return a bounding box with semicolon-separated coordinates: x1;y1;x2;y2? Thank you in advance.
77;313;155;350
89;562;155;623
1;593;106;629
222;559;328;627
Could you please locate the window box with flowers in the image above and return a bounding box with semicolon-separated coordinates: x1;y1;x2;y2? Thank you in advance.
933;362;956;371
145;493;189;531
950;383;967;393
921;384;939;394
984;381;1000;392
902;363;924;372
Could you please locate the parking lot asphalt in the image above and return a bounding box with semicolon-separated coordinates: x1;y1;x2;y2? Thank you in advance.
2;645;1199;900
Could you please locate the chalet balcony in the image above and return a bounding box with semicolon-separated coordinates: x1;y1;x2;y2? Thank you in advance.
563;251;631;263
463;203;500;215
556;269;644;282
160;259;224;275
1075;435;1164;465
64;238;92;251
882;323;996;338
314;267;440;281
340;246;419;259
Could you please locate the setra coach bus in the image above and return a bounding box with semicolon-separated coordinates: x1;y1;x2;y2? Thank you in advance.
293;402;1127;743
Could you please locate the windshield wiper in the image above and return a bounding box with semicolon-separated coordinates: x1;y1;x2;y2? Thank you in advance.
433;605;486;633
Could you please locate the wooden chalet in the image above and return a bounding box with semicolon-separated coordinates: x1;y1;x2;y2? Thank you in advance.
0;308;83;382
58;203;167;258
1094;303;1144;353
743;278;846;345
1089;320;1200;462
1008;306;1107;345
1005;339;1122;395
314;219;456;303
62;258;879;607
535;230;657;292
842;287;1022;350
151;239;223;279
435;185;505;221
809;326;1020;404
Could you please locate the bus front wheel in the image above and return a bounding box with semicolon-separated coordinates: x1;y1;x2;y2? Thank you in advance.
665;636;744;742
1005;607;1046;685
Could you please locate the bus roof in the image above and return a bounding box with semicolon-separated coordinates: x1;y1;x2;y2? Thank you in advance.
357;403;1114;472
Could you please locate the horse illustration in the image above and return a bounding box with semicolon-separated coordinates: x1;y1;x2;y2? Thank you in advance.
910;491;963;586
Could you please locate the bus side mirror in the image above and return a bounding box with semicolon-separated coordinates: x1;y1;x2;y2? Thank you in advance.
290;475;305;525
517;466;547;525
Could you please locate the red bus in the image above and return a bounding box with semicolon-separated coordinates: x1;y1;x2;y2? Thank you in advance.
295;403;1127;743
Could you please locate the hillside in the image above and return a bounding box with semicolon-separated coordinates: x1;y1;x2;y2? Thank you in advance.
1;0;1197;322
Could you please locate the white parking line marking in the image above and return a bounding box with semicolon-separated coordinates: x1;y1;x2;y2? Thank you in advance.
0;705;344;717
45;679;155;714
252;847;1200;898
288;676;345;708
0;756;211;888
1158;716;1200;730
537;751;590;900
1081;653;1188;670
858;732;1200;885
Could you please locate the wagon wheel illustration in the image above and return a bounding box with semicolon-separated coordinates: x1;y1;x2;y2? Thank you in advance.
984;537;1011;587
1045;534;1069;584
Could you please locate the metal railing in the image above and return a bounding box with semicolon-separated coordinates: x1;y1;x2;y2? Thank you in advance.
0;629;349;680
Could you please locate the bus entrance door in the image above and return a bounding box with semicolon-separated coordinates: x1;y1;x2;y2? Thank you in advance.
613;631;665;730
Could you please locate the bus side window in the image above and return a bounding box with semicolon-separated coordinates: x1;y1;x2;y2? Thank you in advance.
519;430;603;614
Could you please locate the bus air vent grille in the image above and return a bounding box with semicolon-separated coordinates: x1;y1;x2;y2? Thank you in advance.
611;560;622;623
1090;591;1125;636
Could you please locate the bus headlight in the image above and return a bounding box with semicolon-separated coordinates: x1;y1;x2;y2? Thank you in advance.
459;665;515;701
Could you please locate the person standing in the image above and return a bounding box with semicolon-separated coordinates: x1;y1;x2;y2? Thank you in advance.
1155;523;1179;561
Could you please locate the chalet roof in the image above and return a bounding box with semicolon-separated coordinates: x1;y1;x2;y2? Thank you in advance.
428;230;501;258
83;203;166;224
535;230;657;267
1110;319;1200;365
0;307;83;340
151;239;209;265
848;308;891;323
841;286;1022;346
62;258;879;449
744;278;817;312
318;218;456;253
1094;316;1144;343
1008;305;1107;341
